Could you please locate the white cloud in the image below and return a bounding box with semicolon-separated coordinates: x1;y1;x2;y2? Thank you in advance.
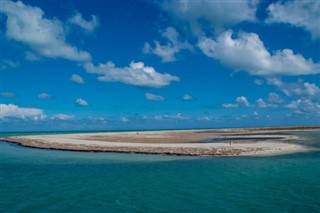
70;74;84;84
295;82;320;97
254;79;264;85
236;96;250;107
0;104;44;119
196;116;213;121
222;103;239;108
0;0;91;62
145;93;165;101
154;115;163;121
182;94;193;101
68;11;99;33
198;30;320;76
172;113;184;120
266;0;320;39
254;78;320;114
265;78;320;117
268;92;283;104
1;59;19;70
52;113;74;120
266;77;283;88
33;114;47;121
222;96;250;108
38;93;51;99
145;113;185;121
267;78;320;98
76;98;88;106
285;99;320;117
25;51;40;61
285;100;300;109
143;27;192;62
256;98;267;108
120;117;129;122
84;61;179;88
161;0;258;34
1;92;16;98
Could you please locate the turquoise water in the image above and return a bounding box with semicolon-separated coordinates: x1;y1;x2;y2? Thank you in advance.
1;132;320;212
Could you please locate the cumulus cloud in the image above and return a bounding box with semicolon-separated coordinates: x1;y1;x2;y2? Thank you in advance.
70;74;84;84
266;0;320;39
252;77;320;116
198;30;320;76
222;96;250;108
253;78;320;116
76;98;88;106
0;0;91;62
285;99;320;117
68;11;99;33
267;78;320;99
161;0;258;34
144;113;185;121
33;114;47;121
52;113;74;120
84;61;179;88
143;27;192;62
236;96;250;107
182;94;193;101
145;93;165;101
1;92;16;98
299;82;320;97
268;92;283;104
38;93;51;99
256;98;267;108
0;104;44;119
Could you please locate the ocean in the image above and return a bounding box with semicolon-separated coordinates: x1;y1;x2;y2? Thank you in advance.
1;131;320;212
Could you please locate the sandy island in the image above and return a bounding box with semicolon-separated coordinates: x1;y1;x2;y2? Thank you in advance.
1;127;319;156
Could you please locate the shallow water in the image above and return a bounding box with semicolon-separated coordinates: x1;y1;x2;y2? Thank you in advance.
196;136;285;143
1;131;320;212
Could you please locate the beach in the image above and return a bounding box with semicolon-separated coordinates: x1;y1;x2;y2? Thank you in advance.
1;127;318;156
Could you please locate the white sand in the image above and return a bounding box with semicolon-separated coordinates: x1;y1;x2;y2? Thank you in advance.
6;131;309;156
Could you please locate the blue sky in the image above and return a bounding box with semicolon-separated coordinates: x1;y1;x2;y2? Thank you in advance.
1;0;319;131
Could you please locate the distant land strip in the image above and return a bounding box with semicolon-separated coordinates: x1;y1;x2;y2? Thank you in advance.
1;126;319;156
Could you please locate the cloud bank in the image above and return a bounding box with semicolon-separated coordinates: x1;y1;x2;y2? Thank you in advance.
198;30;320;76
161;0;258;34
0;0;91;62
266;0;320;39
0;104;44;119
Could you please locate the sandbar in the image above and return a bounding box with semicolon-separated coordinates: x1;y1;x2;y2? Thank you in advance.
1;127;319;156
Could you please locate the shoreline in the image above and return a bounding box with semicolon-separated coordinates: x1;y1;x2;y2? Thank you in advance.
1;127;319;156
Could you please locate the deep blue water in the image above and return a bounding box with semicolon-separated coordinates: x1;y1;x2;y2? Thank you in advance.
1;131;320;212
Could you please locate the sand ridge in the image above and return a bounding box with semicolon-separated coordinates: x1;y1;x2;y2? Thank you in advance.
1;127;318;156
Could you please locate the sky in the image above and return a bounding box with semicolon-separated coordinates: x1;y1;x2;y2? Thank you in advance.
1;0;320;131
